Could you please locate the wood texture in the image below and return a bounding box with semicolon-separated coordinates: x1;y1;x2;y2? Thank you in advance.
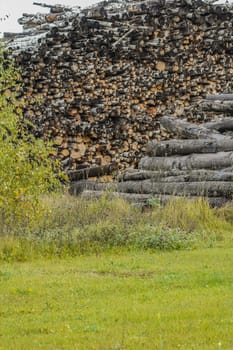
118;169;233;182
146;139;233;157
139;152;233;171
117;180;233;198
160;116;227;141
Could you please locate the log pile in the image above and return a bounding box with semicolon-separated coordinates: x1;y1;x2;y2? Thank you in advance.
5;0;233;174
78;110;233;207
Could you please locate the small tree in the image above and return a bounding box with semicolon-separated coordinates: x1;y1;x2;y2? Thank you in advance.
0;48;64;231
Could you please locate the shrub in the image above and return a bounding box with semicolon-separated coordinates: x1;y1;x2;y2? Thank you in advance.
0;47;64;232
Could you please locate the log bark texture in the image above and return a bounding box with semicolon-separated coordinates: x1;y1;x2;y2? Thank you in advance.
203;118;233;132
201;101;233;113
68;163;117;181
117;180;233;198
146;138;233;157
206;94;233;101
138;152;233;171
118;169;233;182
160;116;227;141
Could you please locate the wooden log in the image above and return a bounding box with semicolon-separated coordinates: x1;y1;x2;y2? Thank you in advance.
160;115;227;141
203;118;233;132
117;180;233;199
33;2;70;13
201;101;233;113
68;163;118;181
138;152;233;171
146;138;233;157
118;169;233;182
206;94;233;101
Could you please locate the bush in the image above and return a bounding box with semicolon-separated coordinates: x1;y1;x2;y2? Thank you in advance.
0;48;64;231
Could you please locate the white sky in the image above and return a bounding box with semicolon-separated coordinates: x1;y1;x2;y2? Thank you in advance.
0;0;100;36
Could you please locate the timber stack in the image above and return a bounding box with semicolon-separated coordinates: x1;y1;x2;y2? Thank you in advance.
5;0;233;175
79;97;233;207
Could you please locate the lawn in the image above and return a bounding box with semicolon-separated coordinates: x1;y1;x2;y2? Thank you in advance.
1;247;233;350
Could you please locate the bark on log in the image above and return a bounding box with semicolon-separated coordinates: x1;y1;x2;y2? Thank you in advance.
68;163;117;181
117;180;233;198
146;138;233;157
138;152;233;171
160;115;227;141
201;101;233;113
206;94;233;101
203;118;233;132
118;169;233;182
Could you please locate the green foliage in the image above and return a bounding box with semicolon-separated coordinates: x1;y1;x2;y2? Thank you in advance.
0;48;63;230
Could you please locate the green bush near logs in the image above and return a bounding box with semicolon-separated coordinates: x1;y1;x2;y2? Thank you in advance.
0;48;64;232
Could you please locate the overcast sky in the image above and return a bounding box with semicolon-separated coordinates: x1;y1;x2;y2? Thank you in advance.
0;0;100;36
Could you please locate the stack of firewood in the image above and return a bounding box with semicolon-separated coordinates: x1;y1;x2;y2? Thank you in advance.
76;94;233;206
6;0;233;173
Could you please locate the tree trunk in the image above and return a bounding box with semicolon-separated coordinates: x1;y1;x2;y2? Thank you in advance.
118;169;233;182
203;118;233;132
138;152;233;171
146;138;233;157
200;101;233;113
68;163;117;181
160;115;227;141
206;94;233;101
117;180;233;198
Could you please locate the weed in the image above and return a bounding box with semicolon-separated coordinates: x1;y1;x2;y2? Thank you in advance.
0;194;232;261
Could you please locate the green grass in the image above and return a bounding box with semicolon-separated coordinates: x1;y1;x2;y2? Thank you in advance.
1;247;233;349
0;195;233;348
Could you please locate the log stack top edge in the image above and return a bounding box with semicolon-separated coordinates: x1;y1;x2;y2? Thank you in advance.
5;0;233;172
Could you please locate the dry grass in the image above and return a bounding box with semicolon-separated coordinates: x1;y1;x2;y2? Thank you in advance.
0;193;232;261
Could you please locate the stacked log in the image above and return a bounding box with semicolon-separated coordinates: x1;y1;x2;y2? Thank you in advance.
115;114;233;206
5;0;233;173
78;112;233;207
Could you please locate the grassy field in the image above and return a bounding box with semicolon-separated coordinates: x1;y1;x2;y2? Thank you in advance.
1;247;233;350
1;196;233;349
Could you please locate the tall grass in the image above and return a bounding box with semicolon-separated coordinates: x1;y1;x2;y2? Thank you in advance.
0;193;232;261
157;197;232;233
